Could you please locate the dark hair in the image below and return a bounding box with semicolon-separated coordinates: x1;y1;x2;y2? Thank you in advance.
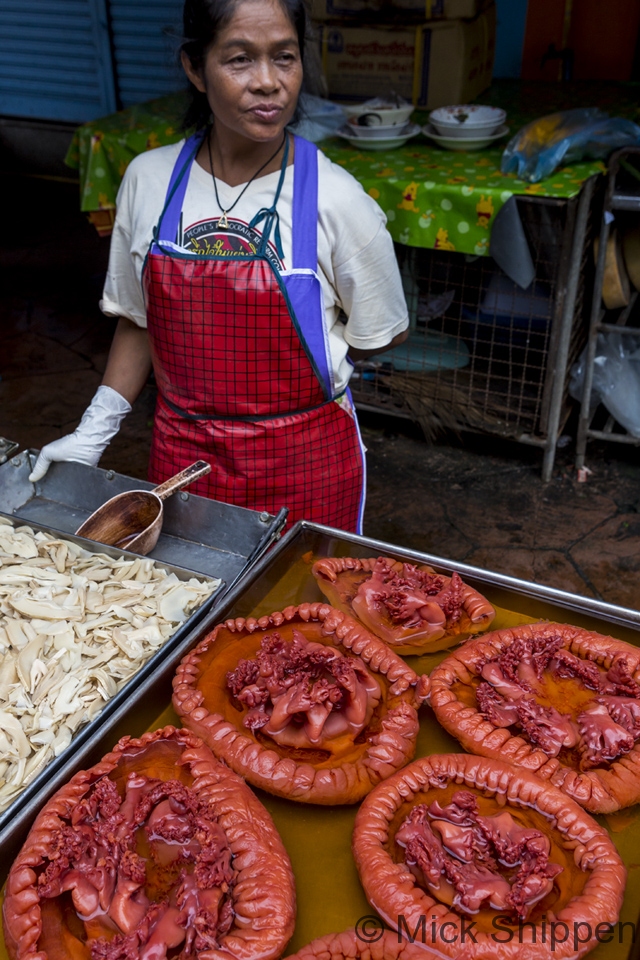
180;0;308;131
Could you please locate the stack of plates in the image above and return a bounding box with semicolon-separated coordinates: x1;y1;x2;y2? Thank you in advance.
421;124;509;151
423;104;508;151
335;122;422;151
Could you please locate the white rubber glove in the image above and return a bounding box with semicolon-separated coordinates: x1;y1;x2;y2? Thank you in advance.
29;385;132;482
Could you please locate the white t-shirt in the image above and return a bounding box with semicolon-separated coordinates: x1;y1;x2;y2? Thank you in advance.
101;139;409;393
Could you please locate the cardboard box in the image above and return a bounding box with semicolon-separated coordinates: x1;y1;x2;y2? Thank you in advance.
317;5;496;107
310;0;488;22
392;0;490;18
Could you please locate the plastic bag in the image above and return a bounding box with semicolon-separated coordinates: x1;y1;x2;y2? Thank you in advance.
288;93;346;142
501;108;640;183
569;332;640;437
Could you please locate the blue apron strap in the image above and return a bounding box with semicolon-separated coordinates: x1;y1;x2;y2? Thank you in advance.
154;131;205;246
291;135;318;270
282;135;334;398
250;134;290;261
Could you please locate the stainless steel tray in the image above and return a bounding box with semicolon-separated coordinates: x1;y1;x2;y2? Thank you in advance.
2;521;640;960
0;451;286;586
0;511;224;836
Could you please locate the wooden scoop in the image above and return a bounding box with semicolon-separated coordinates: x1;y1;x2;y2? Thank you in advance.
75;460;211;555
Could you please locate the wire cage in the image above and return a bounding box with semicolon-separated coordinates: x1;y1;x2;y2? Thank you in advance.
351;186;598;476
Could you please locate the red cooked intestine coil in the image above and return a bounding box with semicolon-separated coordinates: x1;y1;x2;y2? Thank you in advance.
173;604;429;805
430;621;640;813
2;726;296;960
352;753;626;960
312;557;495;655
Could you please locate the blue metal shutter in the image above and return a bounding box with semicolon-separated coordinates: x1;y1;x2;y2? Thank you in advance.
0;0;117;121
109;0;184;108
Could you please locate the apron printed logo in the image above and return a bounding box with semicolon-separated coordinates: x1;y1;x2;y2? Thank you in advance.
183;218;283;268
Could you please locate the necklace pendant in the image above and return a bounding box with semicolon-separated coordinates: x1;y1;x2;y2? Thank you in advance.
218;211;230;229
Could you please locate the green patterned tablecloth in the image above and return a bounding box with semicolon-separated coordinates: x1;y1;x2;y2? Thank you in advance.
65;91;187;214
319;140;602;255
66;81;640;254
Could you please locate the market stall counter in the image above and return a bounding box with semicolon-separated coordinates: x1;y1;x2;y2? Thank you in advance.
1;521;640;960
66;81;621;250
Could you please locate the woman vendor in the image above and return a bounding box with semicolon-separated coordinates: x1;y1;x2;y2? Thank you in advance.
30;0;409;533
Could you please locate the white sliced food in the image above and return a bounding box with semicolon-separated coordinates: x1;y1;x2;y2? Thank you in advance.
30;727;55;745
0;565;71;586
32;661;66;704
0;657;18;699
9;595;83;621
52;725;72;756
0;712;31;758
29;658;48;691
23;744;52;783
52;676;82;715
5;619;32;650
0;519;219;813
126;624;164;645
0;533;39;559
16;635;46;688
159;581;204;622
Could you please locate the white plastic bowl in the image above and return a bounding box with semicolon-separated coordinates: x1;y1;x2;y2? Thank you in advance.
346;119;411;139
335;123;421;151
422;123;510;152
429;105;506;139
342;101;414;127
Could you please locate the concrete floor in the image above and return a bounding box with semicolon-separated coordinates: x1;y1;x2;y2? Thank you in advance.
2;176;640;611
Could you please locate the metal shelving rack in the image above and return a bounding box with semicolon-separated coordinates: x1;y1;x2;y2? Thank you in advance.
576;147;640;468
351;179;598;481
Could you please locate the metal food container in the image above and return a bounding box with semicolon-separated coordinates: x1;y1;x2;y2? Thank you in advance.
1;521;640;960
0;452;285;838
0;509;226;835
0;451;287;585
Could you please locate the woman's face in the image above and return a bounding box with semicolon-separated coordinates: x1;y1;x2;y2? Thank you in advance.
183;0;303;145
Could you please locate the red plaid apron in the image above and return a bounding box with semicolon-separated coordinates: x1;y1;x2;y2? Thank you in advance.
143;134;366;532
